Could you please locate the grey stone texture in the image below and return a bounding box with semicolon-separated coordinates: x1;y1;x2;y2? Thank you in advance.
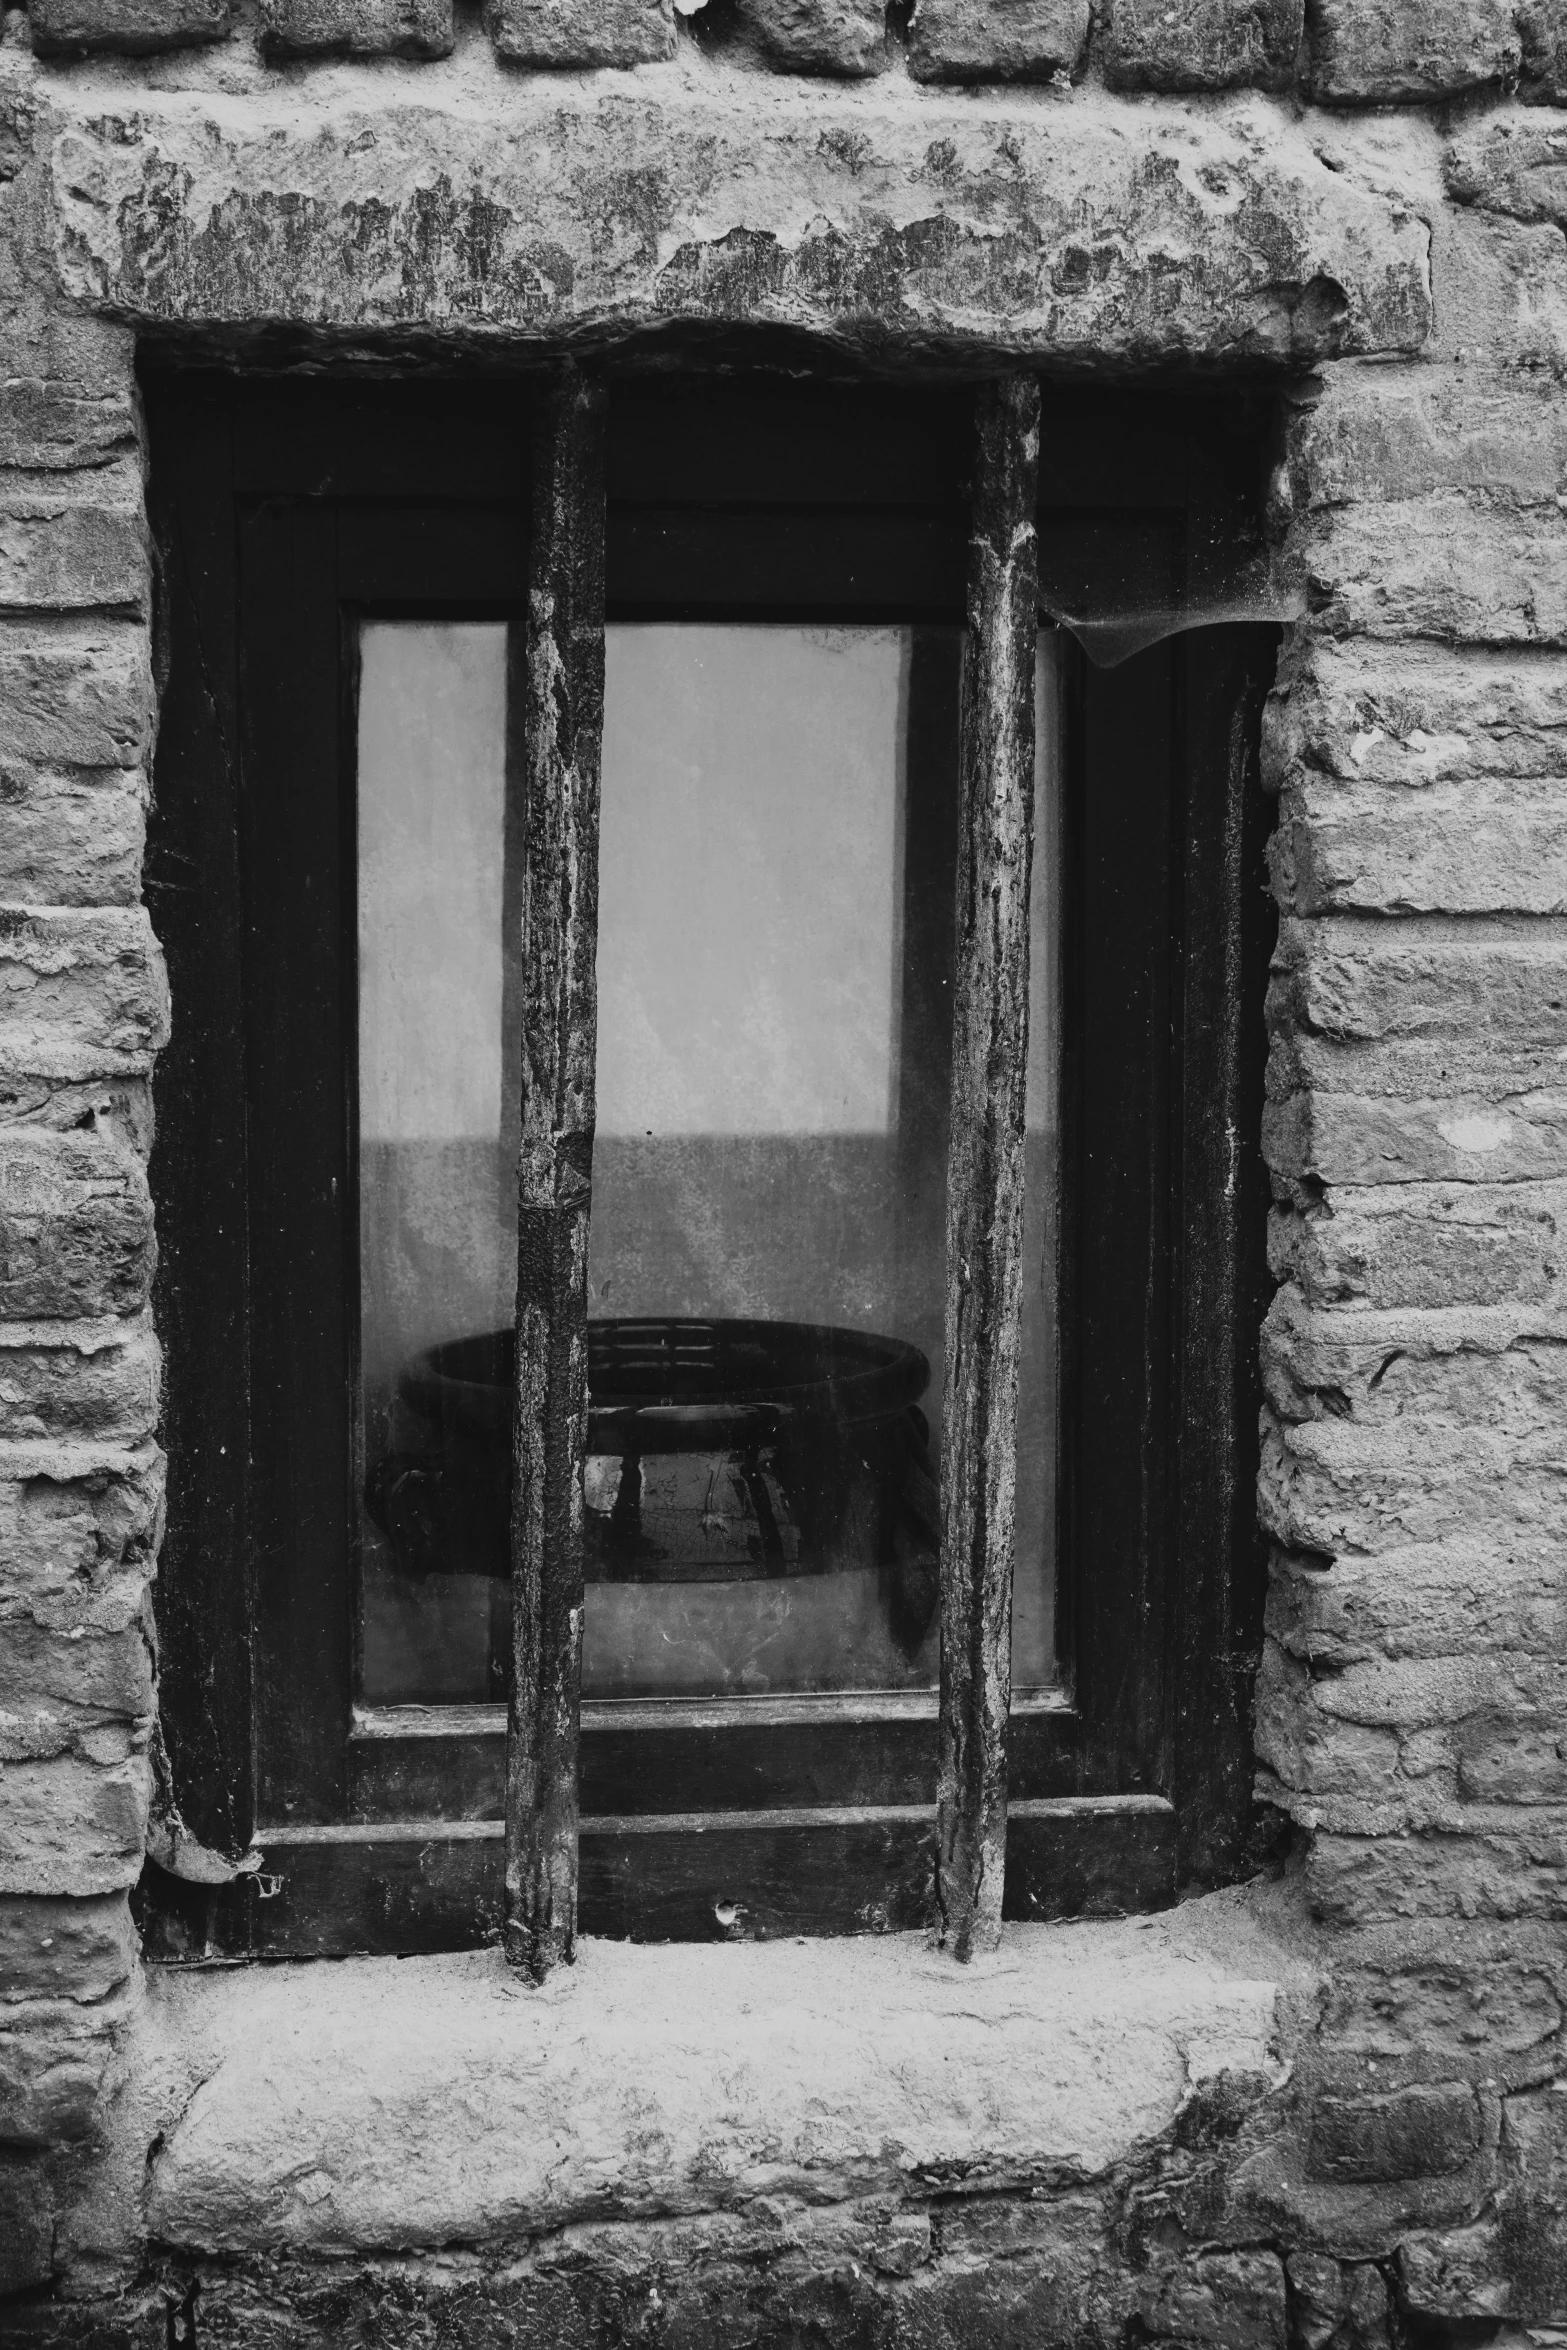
1287;2253;1391;2350
485;0;676;66
28;0;230;51
47;88;1432;363
908;0;1090;79
1308;0;1524;100
137;1924;1283;2251
0;4;1563;2336
1520;0;1567;95
260;0;455;54
1446;105;1567;228
1309;2082;1482;2181
737;0;887;74
1102;0;1303;90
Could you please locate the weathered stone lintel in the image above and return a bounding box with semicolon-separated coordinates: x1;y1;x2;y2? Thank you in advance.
47;91;1432;367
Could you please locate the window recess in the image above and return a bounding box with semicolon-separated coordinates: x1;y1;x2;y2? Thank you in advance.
139;370;1279;1964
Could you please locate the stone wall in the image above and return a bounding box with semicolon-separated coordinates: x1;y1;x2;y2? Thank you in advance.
0;0;1563;2337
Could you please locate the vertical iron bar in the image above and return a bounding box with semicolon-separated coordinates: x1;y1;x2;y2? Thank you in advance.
936;374;1041;1959
505;364;607;1979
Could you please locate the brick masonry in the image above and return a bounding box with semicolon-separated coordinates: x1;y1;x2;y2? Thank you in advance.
0;0;1564;2338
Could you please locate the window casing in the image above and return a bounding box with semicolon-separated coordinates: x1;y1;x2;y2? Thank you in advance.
140;372;1278;1960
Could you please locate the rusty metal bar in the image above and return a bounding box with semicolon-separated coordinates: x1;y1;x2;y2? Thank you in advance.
505;364;607;1979
935;374;1041;1959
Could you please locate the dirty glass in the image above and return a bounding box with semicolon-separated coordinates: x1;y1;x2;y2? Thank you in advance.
1013;638;1063;1691
357;622;512;1705
355;619;1062;1708
586;624;955;1698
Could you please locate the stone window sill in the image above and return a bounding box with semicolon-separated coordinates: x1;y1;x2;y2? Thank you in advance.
118;1889;1301;2260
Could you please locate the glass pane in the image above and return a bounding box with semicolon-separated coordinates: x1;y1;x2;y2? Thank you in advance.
354;617;1060;1711
1013;637;1064;1688
357;622;513;1706
587;624;958;1698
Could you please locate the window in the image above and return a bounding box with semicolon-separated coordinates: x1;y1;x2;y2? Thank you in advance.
140;371;1277;1963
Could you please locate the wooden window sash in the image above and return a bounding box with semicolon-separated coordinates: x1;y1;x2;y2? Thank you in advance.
507;367;606;1978
505;369;1042;1975
934;377;1041;1958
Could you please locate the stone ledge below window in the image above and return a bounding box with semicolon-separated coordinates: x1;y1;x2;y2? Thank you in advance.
107;1889;1305;2263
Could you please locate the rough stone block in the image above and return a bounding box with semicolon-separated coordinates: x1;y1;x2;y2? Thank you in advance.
0;1128;154;1320
0;1316;159;1443
0;908;170;1083
0;1443;165;1618
486;0;676;65
0;464;147;616
1265;637;1567;797
1269;1182;1567;1311
0;2152;55;2294
1520;0;1567;96
1102;0;1301;89
1261;1632;1562;1761
0;621;153;772
1266;1538;1567;1668
1;1695;146;1765
1253;1646;1407;1814
1272;776;1567;919
1320;1923;1565;2080
1308;0;1522;100
1264;635;1567;914
1262;1295;1567;1437
1259;1392;1560;1555
1401;2095;1567;2321
1291;367;1567;509
0;1895;137;2005
0;380;138;474
0;1750;150;1897
1398;2224;1509;2321
1287;2254;1390;2350
0;766;146;910
260;0;454;53
1277;1028;1567;1121
29;0;230;48
1312;2083;1482;2183
1447;108;1567;229
1459;1719;1567;1803
736;0;886;73
1265;1084;1567;1189
1294;495;1567;648
907;0;1090;79
1492;2091;1567;2322
1426;209;1567;372
0;2003;120;2147
1307;1814;1567;1924
0;1614;156;1729
1270;916;1567;1058
1138;2249;1287;2350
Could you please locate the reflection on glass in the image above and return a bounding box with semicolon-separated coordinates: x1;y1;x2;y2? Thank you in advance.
587;625;957;1696
1014;638;1063;1687
357;623;512;1704
355;618;1061;1710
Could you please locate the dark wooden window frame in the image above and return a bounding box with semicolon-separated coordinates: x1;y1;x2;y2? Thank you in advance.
139;364;1278;1964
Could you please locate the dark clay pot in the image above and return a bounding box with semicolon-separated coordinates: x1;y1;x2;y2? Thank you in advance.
365;1319;939;1652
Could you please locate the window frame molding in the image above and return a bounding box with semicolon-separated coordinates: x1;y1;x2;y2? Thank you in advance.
138;365;1279;1964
